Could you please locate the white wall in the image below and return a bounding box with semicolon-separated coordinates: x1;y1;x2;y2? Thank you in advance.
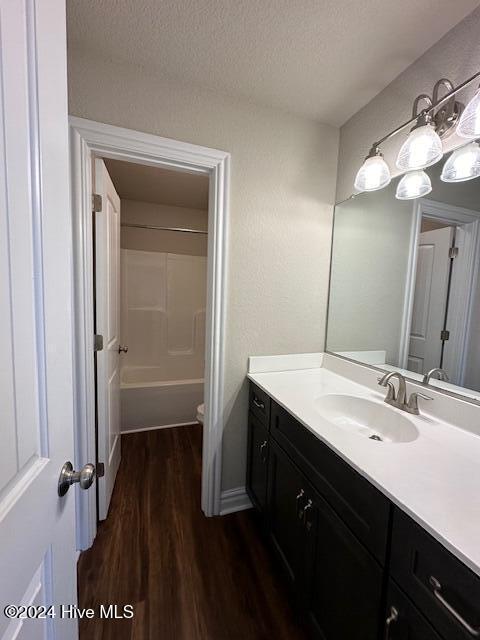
336;6;480;203
327;184;414;363
68;47;339;492
121;199;208;256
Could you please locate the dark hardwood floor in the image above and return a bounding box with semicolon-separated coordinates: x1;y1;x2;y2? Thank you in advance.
78;425;309;640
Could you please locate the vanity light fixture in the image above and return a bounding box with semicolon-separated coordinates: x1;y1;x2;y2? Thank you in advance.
353;72;480;195
395;170;432;200
396;95;443;171
441;141;480;182
353;145;391;192
457;85;480;139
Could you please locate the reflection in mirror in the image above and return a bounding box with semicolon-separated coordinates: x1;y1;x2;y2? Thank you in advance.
327;160;480;402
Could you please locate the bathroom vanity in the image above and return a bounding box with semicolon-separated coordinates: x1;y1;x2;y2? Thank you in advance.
246;358;480;640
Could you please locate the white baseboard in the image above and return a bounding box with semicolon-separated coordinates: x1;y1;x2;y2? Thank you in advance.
219;487;252;515
121;421;198;434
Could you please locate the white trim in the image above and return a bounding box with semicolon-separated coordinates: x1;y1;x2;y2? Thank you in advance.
122;421;198;434
69;117;230;549
219;487;252;515
398;201;422;369
401;198;480;384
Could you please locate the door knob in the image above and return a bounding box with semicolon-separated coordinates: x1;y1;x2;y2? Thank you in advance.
58;461;96;497
118;345;129;353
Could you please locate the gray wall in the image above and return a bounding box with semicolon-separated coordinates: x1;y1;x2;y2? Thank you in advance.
336;6;480;204
67;47;339;493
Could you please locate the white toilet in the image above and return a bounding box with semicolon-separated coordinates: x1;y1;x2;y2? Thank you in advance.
196;403;205;425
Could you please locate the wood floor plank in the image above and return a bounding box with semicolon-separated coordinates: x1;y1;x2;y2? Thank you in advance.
78;425;309;640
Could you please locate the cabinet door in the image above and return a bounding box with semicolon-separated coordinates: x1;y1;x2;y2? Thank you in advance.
268;440;309;594
246;412;269;514
307;488;383;640
383;580;444;640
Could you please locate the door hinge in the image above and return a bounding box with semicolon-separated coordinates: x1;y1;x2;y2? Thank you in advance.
94;334;104;351
96;463;105;478
449;247;459;259
92;193;102;212
440;329;450;341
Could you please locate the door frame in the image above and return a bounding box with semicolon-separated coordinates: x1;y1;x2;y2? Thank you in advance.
399;198;480;384
69;117;230;549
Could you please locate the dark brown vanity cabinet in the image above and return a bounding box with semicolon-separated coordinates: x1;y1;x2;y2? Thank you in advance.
267;439;314;596
246;381;480;640
245;412;269;515
384;580;444;640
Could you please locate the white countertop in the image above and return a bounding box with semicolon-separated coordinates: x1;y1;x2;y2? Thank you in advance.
248;364;480;577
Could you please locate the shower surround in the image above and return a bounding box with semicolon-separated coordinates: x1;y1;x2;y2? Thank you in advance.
120;249;206;431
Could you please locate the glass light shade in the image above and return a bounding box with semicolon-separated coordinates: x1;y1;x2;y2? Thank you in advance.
441;142;480;182
395;170;432;200
396;124;443;171
457;88;480;139
354;155;391;192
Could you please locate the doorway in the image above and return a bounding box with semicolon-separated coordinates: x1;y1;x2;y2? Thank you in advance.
70;117;230;550
93;156;209;519
401;198;480;389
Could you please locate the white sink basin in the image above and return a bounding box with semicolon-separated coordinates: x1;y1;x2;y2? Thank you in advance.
314;394;418;443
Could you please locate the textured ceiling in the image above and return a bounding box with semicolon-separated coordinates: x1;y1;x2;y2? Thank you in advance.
67;0;480;126
104;159;209;210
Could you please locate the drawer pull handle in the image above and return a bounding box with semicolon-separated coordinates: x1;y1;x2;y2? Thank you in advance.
259;440;268;463
384;606;398;640
429;576;480;637
253;397;265;410
296;489;305;519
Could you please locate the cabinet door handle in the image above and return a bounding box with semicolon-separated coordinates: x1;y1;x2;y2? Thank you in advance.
303;499;313;531
259;440;268;463
296;489;305;519
429;576;480;637
253;396;265;410
384;606;398;640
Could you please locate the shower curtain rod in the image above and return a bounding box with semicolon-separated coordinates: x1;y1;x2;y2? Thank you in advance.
121;222;207;235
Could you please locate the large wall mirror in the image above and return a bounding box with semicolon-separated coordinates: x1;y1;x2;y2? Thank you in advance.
327;160;480;402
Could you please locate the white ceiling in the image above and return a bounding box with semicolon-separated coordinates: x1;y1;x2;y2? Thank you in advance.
104;159;209;210
67;0;480;127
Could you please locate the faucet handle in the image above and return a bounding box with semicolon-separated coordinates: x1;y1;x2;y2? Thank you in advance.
407;391;433;415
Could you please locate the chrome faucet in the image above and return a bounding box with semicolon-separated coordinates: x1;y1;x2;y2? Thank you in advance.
378;371;432;415
422;368;449;385
378;372;407;409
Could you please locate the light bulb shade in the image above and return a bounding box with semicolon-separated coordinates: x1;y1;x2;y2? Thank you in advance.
354;155;391;192
457;88;480;139
441;142;480;182
395;170;432;200
396;124;443;171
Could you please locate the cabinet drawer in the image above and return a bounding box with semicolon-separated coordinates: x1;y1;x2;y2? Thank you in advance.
270;401;390;564
391;508;480;640
384;580;443;640
249;382;271;426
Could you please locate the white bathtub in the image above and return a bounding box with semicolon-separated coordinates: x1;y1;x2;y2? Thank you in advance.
121;366;204;432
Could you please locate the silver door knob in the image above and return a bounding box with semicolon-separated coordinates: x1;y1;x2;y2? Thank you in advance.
58;461;96;497
118;345;129;353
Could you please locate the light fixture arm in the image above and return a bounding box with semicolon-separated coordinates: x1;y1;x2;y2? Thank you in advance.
371;69;480;148
412;94;433;118
432;78;454;103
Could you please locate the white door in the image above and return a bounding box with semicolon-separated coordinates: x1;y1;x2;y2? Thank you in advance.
95;160;122;520
0;1;79;639
408;226;454;374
